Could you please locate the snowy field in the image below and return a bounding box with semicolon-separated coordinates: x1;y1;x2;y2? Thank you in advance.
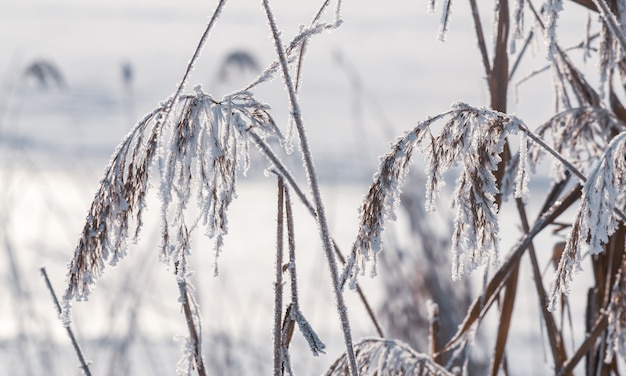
0;0;610;375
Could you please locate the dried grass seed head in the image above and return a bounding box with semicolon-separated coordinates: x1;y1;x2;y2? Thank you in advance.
325;338;454;376
344;103;526;287
549;131;626;311
62;88;281;323
529;107;626;182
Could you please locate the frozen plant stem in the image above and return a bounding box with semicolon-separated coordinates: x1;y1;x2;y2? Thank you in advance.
274;177;285;376
178;280;207;376
256;135;384;338
260;1;358;375
156;0;227;139
40;267;92;376
170;0;226;106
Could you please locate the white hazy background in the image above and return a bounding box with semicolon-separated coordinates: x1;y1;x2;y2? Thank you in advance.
0;0;600;375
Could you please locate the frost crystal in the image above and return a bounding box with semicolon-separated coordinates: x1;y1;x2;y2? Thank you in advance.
510;0;525;54
543;0;563;59
292;307;326;355
514;130;530;198
598;22;614;100
437;0;453;42
427;0;437;14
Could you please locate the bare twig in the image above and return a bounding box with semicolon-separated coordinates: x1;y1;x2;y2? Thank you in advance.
509;30;535;81
178;279;207;376
557;313;609;376
489;261;519;376
515;198;568;370
40;267;92;376
167;0;227;108
284;180;326;357
468;0;491;77
274;177;285;375
427;301;442;365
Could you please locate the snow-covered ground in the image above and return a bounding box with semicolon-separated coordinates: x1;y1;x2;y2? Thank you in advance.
0;0;607;375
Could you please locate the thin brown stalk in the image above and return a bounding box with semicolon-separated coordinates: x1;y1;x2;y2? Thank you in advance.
489;0;510;208
489;262;519;376
517;197;568;370
294;0;334;93
280;305;296;376
283;184;326;357
274;177;285;376
40;267;92;376
585;290;598;374
489;0;509;113
597;227;626;311
609;75;626;123
428;302;442;365
468;0;491;77
509;30;535;81
168;0;226;109
557;313;609;376
154;0;227;146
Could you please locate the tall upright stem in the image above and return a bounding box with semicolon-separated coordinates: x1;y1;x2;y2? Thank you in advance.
261;1;357;374
273;178;285;375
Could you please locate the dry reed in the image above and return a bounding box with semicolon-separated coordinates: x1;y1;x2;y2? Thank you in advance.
56;0;626;375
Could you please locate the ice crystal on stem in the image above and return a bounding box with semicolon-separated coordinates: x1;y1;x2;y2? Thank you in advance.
427;0;437;14
514;130;530;198
510;0;525;54
543;0;563;59
282;185;326;359
176;273;205;376
437;0;453;42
